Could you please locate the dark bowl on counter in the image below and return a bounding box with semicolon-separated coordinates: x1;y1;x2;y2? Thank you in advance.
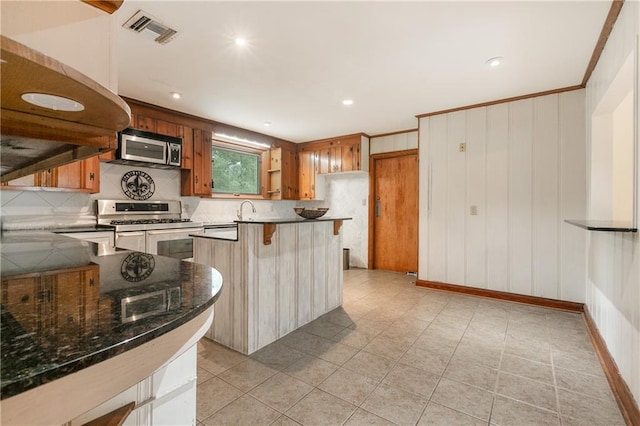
294;207;329;219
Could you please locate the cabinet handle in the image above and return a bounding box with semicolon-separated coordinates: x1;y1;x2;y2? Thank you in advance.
195;176;198;184
89;172;95;181
89;278;95;287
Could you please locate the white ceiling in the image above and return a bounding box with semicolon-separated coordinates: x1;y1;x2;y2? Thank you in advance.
116;1;611;143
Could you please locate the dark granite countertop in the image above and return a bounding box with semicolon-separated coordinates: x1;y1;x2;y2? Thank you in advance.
51;225;115;233
235;217;351;225
564;219;638;232
0;232;223;399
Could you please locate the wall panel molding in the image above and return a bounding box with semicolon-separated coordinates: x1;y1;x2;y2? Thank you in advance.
418;90;586;303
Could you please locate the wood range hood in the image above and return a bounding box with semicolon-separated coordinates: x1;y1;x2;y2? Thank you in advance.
0;35;131;183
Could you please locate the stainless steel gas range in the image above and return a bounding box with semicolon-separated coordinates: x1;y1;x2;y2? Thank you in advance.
97;200;204;261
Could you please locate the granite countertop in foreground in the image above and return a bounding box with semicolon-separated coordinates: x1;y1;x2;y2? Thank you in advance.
235;217;351;225
0;232;223;399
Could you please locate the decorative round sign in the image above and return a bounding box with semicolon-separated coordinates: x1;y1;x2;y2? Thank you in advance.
121;170;155;200
121;252;156;282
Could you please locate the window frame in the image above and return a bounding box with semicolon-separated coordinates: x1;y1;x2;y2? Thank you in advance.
210;139;269;199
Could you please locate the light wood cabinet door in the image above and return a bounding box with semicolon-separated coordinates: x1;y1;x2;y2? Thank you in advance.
298;151;316;200
180;125;194;170
317;149;331;174
193;129;212;196
82;155;100;193
133;114;157;132
156;120;179;137
55;271;83;337
1;277;39;333
282;149;299;199
56;161;84;190
1;156;100;193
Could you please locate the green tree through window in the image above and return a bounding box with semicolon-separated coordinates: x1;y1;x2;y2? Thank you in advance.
212;146;261;194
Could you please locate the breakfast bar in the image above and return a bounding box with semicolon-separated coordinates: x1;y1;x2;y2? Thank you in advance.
0;232;223;425
193;217;349;354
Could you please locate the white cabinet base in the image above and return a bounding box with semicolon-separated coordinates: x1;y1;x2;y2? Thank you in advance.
194;221;343;354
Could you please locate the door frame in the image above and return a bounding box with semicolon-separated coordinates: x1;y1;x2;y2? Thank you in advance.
368;149;419;269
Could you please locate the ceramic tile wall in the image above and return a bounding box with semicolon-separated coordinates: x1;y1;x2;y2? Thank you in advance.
0;162;370;269
0;190;94;230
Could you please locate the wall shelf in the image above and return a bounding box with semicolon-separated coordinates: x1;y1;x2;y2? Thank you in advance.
565;219;637;233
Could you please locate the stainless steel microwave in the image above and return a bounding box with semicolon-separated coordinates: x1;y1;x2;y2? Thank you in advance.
115;128;182;168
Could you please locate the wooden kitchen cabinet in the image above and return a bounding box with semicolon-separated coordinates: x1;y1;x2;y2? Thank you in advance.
268;145;299;200
1;265;101;348
180;125;194;170
132;114;156;132
267;147;283;199
131;113;180;138
181;128;212;196
156;120;179;137
1;276;39;333
1;155;100;193
298;134;363;175
298;150;316;200
283;148;299;199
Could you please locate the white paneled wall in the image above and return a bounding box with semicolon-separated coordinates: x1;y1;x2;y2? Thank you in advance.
370;131;418;155
584;1;640;403
419;90;587;302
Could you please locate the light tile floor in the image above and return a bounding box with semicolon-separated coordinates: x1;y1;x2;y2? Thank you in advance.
196;269;625;426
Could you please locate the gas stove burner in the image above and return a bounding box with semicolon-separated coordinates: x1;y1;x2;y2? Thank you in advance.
110;219;193;225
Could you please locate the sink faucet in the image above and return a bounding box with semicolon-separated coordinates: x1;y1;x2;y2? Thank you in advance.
237;200;256;221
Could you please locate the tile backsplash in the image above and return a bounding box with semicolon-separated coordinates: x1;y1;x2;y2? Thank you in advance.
0;163;369;267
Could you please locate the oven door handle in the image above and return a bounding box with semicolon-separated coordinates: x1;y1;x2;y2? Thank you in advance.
146;228;203;235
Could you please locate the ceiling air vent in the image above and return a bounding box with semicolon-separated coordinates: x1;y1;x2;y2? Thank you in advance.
123;10;178;45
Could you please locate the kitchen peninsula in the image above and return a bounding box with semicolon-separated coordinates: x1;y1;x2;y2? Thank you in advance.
193;217;349;354
0;232;223;425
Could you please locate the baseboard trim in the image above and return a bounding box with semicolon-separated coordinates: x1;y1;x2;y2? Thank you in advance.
415;280;584;312
583;306;640;426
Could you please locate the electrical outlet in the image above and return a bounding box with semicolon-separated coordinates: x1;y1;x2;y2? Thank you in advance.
470;205;478;215
459;142;466;152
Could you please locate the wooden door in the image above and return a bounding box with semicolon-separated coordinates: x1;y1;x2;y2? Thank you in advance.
371;151;418;273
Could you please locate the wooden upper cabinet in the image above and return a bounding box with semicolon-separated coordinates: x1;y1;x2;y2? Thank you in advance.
182;128;212;197
298;151;316;200
133;114;157;133
1;155;100;193
180;125;194;170
298;134;363;175
80;0;123;14
156;120;179;137
283;149;299;200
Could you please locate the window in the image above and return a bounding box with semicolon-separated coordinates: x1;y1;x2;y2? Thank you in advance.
212;145;262;195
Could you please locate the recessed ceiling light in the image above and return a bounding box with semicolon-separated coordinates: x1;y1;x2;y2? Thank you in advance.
264;121;272;127
21;93;84;112
235;37;247;46
342;99;354;106
486;57;503;68
171;92;181;99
